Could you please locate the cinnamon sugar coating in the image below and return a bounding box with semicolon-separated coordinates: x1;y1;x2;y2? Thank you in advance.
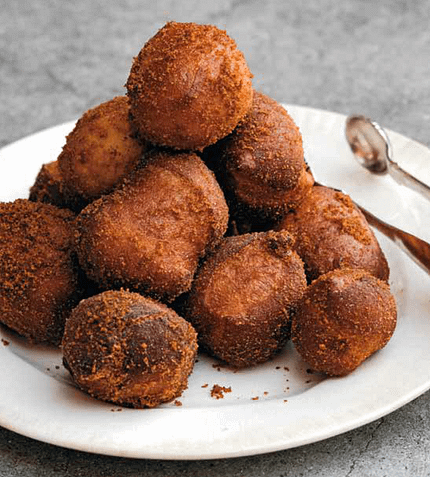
277;185;389;282
58;96;146;207
184;230;307;367
126;21;253;151
75;150;229;302
62;290;198;408
0;199;81;344
220;91;314;216
29;160;70;209
291;268;397;376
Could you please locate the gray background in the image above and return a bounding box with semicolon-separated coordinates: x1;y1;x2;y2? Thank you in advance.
1;1;430;475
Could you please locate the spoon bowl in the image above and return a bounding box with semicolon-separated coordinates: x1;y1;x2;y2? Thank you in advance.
345;115;392;174
345;115;430;202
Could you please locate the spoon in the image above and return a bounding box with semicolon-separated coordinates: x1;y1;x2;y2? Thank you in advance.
354;201;430;275
345;115;430;202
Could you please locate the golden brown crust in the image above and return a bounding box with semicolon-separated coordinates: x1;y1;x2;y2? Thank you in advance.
62;290;198;408
0;199;81;345
277;185;390;282
227;163;315;221
291;268;397;376
126;21;253;151
75;150;229;302
29;160;87;212
226;91;305;189
185;230;307;367
29;160;67;208
58;96;146;204
220;91;313;214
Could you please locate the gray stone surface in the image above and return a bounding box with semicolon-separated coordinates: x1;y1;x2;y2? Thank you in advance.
1;0;430;475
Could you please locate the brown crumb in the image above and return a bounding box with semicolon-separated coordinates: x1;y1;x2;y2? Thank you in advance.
201;383;209;388
284;367;289;371
251;396;259;401
284;399;288;403
210;384;232;399
263;391;269;396
174;400;183;406
1;339;9;346
55;365;60;370
212;362;233;372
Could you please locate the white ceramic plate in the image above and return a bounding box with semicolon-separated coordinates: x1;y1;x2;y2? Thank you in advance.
1;105;430;460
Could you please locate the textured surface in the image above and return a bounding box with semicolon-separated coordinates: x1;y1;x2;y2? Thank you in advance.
1;0;430;475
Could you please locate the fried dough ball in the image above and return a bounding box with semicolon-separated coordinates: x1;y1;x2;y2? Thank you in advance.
277;185;389;282
220;91;314;216
0;199;81;345
291;268;397;376
58;96;146;205
29;160;67;208
62;290;198;408
126;21;253;151
75;151;229;302
29;160;86;212
184;230;307;367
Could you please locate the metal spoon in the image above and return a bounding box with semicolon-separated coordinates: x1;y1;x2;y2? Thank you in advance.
345;115;430;202
354;202;430;275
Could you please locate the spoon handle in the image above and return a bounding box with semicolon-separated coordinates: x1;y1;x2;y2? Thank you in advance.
388;160;430;202
356;203;430;275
